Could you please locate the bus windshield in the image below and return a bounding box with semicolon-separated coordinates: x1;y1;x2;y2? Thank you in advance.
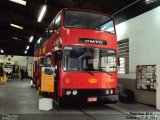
64;10;115;33
63;46;116;72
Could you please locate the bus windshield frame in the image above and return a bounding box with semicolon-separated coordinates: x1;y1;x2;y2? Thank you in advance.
63;46;117;73
64;10;116;34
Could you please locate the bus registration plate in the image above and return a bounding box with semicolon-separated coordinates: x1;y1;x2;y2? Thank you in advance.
87;97;97;102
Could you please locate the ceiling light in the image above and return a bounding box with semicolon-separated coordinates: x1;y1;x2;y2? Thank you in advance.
29;36;34;42
10;23;23;30
9;0;26;6
0;50;4;53
26;46;30;50
145;0;157;4
12;37;21;40
37;37;42;44
38;5;47;22
24;50;27;54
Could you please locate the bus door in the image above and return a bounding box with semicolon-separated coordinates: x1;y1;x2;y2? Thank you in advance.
53;50;62;101
38;57;44;88
33;61;37;85
34;60;40;89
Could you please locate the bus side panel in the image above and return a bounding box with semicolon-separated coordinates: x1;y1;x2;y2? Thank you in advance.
59;71;118;96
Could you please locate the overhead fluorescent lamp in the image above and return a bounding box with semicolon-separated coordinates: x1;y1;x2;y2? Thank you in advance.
29;36;34;42
12;37;21;40
24;50;27;54
37;37;42;44
10;23;23;30
0;50;4;53
9;0;26;6
26;46;30;50
38;5;47;22
145;0;157;4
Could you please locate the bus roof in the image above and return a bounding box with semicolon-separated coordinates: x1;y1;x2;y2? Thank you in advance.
62;8;113;18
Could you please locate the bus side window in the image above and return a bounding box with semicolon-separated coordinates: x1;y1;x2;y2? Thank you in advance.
45;55;51;67
48;22;54;37
54;14;61;30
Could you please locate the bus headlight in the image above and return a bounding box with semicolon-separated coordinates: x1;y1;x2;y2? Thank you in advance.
106;90;109;95
110;89;114;94
66;90;71;95
72;90;77;95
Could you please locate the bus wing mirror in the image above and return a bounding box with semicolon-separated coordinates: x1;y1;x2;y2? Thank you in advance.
59;50;63;60
57;50;63;60
118;57;120;66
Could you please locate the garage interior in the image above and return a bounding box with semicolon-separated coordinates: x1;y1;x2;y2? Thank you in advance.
0;0;160;120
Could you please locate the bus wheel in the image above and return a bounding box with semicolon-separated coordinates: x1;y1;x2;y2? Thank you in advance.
59;98;67;108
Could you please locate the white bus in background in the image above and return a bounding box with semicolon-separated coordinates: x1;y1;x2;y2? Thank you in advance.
4;62;14;75
0;59;14;76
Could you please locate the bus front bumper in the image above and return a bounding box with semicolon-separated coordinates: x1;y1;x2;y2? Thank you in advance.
60;95;118;104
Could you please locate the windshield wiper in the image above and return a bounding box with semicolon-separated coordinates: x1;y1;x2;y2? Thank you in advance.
99;67;112;76
83;69;94;75
103;71;112;76
77;67;94;75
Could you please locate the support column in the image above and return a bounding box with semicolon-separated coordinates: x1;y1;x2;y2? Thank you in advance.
156;64;160;110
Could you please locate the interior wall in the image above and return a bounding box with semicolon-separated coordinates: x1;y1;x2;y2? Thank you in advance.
119;78;156;106
0;55;33;77
0;55;33;66
116;6;160;105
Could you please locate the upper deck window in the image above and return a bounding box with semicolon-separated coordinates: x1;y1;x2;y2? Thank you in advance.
55;14;61;30
64;10;115;33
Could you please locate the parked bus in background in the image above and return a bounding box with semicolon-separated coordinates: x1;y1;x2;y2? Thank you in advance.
4;62;14;76
33;8;118;106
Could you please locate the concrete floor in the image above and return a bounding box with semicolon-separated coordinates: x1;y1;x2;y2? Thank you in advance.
0;79;160;120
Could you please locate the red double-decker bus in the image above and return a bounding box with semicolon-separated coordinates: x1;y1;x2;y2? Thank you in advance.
33;8;118;105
